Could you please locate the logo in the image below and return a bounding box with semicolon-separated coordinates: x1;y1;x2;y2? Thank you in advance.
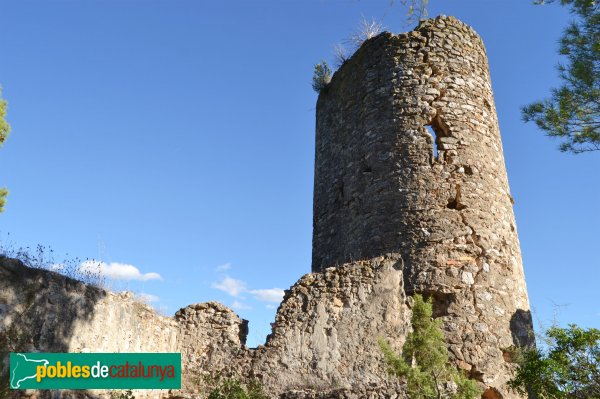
10;353;181;389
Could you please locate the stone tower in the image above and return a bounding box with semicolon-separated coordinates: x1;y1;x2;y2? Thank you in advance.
312;16;533;397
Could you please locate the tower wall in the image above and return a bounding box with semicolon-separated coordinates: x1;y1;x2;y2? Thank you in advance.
312;16;533;394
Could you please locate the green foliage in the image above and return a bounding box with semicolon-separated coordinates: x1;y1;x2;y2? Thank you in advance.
508;324;600;399
378;294;480;399
0;188;7;214
524;0;599;153
0;89;9;146
205;375;268;399
312;61;332;93
0;88;10;213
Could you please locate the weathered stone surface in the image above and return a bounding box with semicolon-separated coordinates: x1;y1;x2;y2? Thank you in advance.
175;301;249;394
247;255;408;394
1;256;408;399
312;15;534;398
1;15;534;399
279;384;408;399
0;257;247;399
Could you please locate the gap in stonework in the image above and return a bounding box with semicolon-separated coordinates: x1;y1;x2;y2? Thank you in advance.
425;124;438;158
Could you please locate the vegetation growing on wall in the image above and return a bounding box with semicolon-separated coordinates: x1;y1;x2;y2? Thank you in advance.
0;235;105;288
312;61;332;93
202;374;269;399
379;294;481;399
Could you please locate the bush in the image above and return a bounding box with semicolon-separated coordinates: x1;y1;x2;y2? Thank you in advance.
508;324;600;399
347;16;384;48
206;375;268;399
333;43;348;68
311;61;332;93
378;294;480;399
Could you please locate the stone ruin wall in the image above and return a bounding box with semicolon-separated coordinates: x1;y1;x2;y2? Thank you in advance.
1;15;533;399
312;16;533;397
1;255;410;399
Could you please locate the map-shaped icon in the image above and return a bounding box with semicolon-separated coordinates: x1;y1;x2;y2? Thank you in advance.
10;353;49;389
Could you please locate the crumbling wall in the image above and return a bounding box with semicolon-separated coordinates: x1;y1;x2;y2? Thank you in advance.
0;257;248;399
1;15;533;399
247;255;408;395
1;255;408;399
175;302;249;393
312;16;534;398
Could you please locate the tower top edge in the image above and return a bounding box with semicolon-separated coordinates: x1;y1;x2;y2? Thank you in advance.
317;15;487;102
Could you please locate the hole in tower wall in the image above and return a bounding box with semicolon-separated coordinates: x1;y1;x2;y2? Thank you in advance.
425;291;456;318
239;319;249;346
425;124;438;158
425;114;449;161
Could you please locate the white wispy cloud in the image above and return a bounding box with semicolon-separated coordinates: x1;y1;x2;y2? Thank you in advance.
79;261;162;282
211;273;285;307
137;293;160;303
211;276;247;297
215;263;232;272
266;304;277;309
250;288;285;303
231;301;252;310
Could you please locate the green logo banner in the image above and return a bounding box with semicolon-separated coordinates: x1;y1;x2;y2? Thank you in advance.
10;352;181;390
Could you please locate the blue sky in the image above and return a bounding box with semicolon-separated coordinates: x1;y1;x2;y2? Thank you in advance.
0;0;598;347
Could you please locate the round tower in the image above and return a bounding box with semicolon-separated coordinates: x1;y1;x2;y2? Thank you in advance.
312;16;533;397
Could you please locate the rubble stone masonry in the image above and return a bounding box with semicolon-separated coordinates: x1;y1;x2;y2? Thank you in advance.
1;16;533;399
312;15;533;398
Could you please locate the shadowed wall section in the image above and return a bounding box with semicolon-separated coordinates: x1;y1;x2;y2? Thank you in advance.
0;256;410;399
